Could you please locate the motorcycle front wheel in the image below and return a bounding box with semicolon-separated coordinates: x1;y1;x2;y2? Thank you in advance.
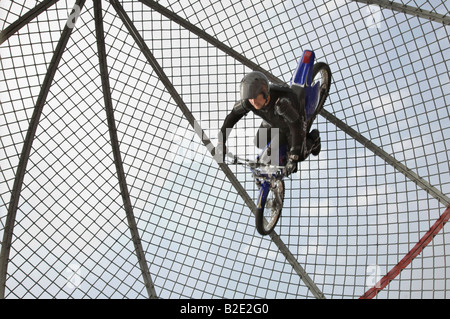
255;179;284;235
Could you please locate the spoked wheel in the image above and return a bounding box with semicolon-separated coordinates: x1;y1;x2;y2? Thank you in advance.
255;179;285;235
307;62;331;132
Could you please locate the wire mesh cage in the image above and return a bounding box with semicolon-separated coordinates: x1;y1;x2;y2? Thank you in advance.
0;0;449;299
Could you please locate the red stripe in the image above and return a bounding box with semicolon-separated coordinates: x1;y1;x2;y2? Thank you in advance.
360;206;450;299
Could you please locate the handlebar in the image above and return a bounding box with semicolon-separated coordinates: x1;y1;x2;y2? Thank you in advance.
226;153;287;173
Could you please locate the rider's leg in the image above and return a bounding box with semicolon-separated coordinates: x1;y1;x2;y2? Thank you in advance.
255;126;289;166
254;120;272;149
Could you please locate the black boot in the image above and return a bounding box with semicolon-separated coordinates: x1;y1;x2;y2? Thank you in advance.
307;129;321;156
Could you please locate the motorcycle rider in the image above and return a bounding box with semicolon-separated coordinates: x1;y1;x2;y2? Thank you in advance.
216;71;321;175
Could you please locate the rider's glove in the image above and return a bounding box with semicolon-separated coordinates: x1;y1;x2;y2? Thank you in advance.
286;155;299;176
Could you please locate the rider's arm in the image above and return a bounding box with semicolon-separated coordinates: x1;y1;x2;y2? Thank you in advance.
219;100;249;144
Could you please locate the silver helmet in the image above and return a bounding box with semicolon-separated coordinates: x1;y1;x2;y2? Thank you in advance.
240;71;269;100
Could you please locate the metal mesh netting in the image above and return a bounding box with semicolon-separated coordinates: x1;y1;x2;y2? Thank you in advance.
0;0;449;299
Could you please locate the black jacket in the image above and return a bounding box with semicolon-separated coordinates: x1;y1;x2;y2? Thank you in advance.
219;84;305;156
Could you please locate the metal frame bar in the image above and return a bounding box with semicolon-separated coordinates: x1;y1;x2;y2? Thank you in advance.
93;0;157;299
137;0;325;299
0;0;59;45
321;108;450;208
0;0;86;299
352;0;450;25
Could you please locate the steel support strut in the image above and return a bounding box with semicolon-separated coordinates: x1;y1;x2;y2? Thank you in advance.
352;0;450;25
93;0;157;299
0;0;59;45
0;0;86;299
